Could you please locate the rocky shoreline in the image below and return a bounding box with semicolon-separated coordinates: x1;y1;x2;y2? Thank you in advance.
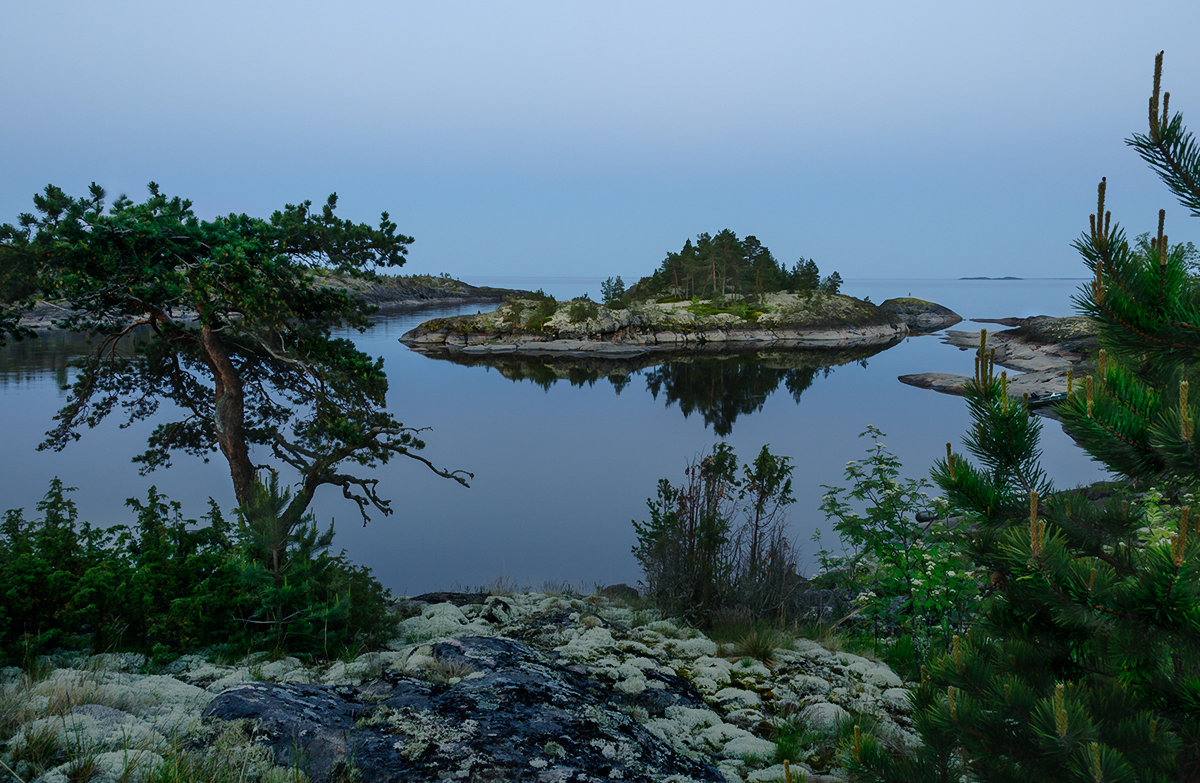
404;323;910;357
1;591;913;783
13;275;527;332
897;315;1097;408
402;293;959;358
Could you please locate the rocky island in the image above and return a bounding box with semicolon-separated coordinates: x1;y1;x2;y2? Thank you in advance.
403;231;959;358
400;290;925;357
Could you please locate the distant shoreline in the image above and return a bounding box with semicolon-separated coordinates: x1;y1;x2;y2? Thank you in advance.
14;275;530;332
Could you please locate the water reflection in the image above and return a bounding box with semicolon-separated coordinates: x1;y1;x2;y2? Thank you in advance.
0;329;154;390
414;345;891;437
0;332;90;389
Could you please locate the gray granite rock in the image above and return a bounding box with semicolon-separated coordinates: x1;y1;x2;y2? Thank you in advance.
898;317;1097;415
203;636;725;783
877;298;962;332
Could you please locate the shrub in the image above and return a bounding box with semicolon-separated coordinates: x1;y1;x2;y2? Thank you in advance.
632;444;802;625
567;295;599;323
524;289;558;331
0;478;396;663
818;427;978;663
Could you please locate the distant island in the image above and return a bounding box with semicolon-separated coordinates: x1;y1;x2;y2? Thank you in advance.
959;275;1024;280
15;272;530;332
402;230;960;356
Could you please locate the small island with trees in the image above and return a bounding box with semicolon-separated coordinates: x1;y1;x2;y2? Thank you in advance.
401;229;959;356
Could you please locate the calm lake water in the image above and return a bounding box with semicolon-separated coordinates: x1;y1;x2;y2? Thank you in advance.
0;278;1105;594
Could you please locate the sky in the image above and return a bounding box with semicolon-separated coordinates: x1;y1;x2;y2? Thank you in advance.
4;1;1200;284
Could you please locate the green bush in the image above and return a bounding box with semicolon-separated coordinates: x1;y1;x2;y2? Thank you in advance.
817;427;978;665
526;306;557;331
632;443;800;626
567;296;599;323
0;478;396;663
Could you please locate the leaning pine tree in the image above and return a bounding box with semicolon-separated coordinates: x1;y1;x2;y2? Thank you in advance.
845;52;1200;782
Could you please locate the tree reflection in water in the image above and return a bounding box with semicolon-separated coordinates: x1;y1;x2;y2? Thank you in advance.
421;345;890;437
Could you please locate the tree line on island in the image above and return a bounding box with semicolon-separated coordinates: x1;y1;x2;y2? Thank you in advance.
599;228;842;308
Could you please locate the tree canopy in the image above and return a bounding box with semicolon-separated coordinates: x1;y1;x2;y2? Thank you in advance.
0;183;470;534
628;229;835;300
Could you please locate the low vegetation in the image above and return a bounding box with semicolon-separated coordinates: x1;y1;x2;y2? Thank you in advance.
0;477;396;665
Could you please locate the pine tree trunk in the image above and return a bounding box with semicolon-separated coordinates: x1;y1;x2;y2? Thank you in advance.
200;325;256;511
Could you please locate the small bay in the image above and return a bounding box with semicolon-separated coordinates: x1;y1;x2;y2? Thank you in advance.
0;277;1105;594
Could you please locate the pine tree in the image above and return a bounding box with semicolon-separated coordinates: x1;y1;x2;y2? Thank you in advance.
845;52;1200;782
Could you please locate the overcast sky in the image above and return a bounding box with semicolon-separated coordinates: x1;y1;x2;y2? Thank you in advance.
4;1;1200;282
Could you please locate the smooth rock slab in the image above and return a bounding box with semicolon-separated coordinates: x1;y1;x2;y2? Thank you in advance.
203;636;724;783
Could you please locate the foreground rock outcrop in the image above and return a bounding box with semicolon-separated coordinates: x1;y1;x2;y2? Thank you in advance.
1;591;915;783
205;636;726;782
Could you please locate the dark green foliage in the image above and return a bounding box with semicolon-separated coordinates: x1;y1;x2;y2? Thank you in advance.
567;295;599;323
683;299;764;321
629;229;830;301
632;444;800;625
1056;55;1200;485
819;271;843;295
600;275;627;307
0;183;469;533
232;473;395;655
0;479;396;663
818;428;978;667
849;328;1200;782
792;258;821;292
521;289;559;331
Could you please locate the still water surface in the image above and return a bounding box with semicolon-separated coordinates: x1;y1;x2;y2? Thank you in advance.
0;278;1105;594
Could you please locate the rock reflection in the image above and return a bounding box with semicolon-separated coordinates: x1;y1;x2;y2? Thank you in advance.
419;346;889;436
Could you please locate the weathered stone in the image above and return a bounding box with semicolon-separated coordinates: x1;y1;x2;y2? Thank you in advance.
877;297;962;332
3;592;914;783
599;583;641;601
401;292;913;358
899;317;1097;416
799;701;852;733
203;636;725;783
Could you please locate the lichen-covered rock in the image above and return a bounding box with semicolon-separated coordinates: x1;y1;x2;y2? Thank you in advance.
799;701;852;732
401;291;908;356
33;749;164;783
203;636;725;783
843;656;904;689
3;591;913;783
